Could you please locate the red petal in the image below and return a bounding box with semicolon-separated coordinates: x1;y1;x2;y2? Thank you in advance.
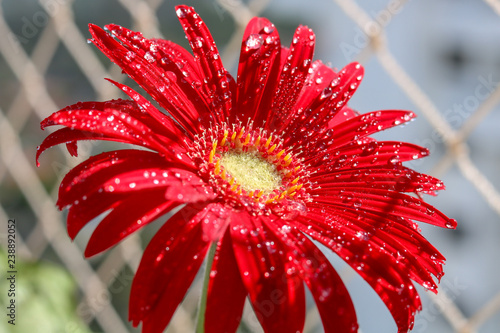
285;62;364;145
89;24;202;135
175;5;234;124
205;229;247;333
292;215;422;332
67;191;124;239
37;127;112;166
266;222;358;333
199;203;233;242
332;110;415;147
66;141;78;156
164;176;216;203
317;110;416;155
329;105;361;127
62;155;214;203
57;150;177;208
307;141;430;172
307;202;446;266
105;24;212;117
85;192;177;257
104;25;214;126
152;38;202;83
129;203;210;331
105;79;188;143
298;110;416;160
234;17;281;125
230;213;306;333
313;188;456;228
38;99;184;159
306;206;443;288
265;25;315;132
310;166;444;194
100;167;207;193
292;60;338;114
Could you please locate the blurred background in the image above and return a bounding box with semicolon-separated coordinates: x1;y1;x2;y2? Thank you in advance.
1;0;499;332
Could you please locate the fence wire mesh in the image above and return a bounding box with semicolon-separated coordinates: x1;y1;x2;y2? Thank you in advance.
0;0;499;332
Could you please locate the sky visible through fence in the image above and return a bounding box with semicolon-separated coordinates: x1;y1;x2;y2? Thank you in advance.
0;0;500;332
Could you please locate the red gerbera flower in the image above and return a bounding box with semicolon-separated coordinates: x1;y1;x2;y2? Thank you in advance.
37;5;456;333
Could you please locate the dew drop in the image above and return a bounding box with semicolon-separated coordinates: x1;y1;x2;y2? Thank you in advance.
320;87;332;99
176;7;187;18
245;34;264;50
388;155;400;165
144;52;155;63
193;37;204;49
263;25;275;34
318;287;332;302
445;219;456;229
422;281;434;290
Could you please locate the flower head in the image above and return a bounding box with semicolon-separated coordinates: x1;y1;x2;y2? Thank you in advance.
38;5;456;333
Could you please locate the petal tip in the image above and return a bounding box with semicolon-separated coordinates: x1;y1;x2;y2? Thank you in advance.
445;218;458;229
88;23;99;31
175;5;193;19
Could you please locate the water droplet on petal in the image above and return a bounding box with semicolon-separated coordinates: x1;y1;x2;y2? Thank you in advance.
422;281;434;290
245;34;264;50
144;52;155;63
193;37;204;48
445;219;457;229
263;25;275;34
318;287;332;302
388;155;400;164
176;7;187;18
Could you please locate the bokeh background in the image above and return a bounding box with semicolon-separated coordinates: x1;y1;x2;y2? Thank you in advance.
1;0;500;332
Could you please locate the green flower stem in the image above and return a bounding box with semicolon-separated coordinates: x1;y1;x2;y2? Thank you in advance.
196;241;217;333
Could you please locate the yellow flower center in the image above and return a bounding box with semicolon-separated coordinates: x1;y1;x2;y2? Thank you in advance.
191;123;311;207
220;151;282;195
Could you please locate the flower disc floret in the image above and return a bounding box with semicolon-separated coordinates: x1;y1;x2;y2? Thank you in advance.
190;122;310;212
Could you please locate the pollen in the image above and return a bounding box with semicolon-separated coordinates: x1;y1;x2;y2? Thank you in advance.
220;151;281;194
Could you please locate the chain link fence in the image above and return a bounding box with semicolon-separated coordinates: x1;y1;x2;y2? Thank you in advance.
0;0;499;332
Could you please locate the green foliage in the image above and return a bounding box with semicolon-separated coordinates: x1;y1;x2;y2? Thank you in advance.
0;251;91;333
